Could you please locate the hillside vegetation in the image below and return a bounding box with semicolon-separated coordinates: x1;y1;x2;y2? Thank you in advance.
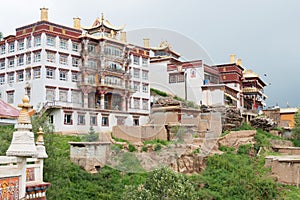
1;124;300;199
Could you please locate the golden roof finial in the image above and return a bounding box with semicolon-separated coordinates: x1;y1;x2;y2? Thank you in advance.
17;95;33;124
101;13;104;21
37;127;44;143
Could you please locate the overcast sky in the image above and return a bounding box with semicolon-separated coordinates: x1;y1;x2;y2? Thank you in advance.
1;0;299;108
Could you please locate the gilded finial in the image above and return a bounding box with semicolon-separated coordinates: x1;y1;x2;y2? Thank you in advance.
37;127;44;143
101;13;104;21
17;95;33;124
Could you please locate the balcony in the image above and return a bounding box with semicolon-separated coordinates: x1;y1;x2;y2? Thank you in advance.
100;67;125;76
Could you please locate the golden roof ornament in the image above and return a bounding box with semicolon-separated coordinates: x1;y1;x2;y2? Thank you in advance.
159;40;172;49
36;126;48;158
37;127;44;144
17;95;33;124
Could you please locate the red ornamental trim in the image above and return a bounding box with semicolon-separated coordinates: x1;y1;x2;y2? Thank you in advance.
98;90;107;94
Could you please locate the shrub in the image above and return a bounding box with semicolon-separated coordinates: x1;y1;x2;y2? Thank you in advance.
122;167;197;200
237;144;252;155
142;146;147;152
154;144;162;151
218;145;235;153
128;144;137;152
233;122;254;131
150;88;168;97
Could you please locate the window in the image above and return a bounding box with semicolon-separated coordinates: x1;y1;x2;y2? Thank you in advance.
142;99;148;110
59;70;67;81
9;43;15;53
88;60;96;69
133;82;140;92
64;113;73;125
72;57;80;67
17;55;24;66
46;68;55;79
26;54;31;64
133;56;139;65
46;36;55;46
59;90;68;102
33;68;41;79
0;60;5;70
88;75;95;84
142;71;148;80
72;42;79;52
142;84;148;93
104;45;122;57
133;98;140;109
17;71;24;82
7;91;14;104
49;115;54;124
8;73;14;83
77;114;85;125
88;44;96;53
133;69;140;78
90;116;97;126
102;116;109;126
133;118;139;126
34;36;41;46
71;72;78;82
142;58;148;66
25;86;31;100
34;52;41;62
169;74;177;83
72;90;81;103
18;40;24;50
47;52;56;63
8;58;14;68
46;88;55;101
60;39;68;49
25;70;31;81
59;54;68;65
177;73;184;83
0;75;5;85
27;37;32;48
0;45;5;55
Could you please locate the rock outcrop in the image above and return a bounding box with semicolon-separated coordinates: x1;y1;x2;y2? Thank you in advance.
218;130;256;150
205;106;243;131
170;154;207;174
250;117;277;131
153;96;181;107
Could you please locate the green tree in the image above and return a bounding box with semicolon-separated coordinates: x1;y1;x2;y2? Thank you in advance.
122;167;197;200
83;126;99;142
292;109;300;141
0;32;2;40
31;110;54;134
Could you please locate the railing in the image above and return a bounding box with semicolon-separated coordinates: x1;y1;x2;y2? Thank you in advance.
101;67;125;74
43;100;83;110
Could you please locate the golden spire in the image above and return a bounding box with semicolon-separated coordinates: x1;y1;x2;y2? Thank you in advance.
17;95;33;124
101;13;104;21
37;127;44;143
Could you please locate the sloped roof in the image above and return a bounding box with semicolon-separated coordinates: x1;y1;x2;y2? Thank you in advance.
0;99;19;119
82;15;125;32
